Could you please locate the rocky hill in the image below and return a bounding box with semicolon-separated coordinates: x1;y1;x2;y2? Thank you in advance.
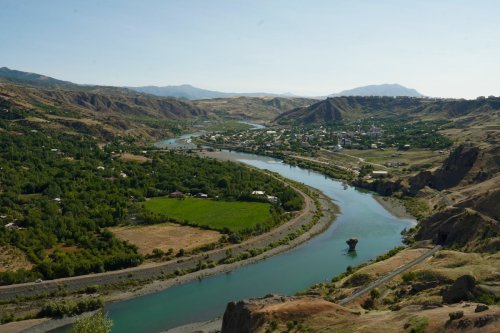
0;82;209;141
193;96;317;121
0;67;74;88
275;96;500;125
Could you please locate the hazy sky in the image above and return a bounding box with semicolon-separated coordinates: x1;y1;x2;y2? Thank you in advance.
1;0;499;98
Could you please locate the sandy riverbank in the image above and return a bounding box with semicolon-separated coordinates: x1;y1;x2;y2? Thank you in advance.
162;318;222;333
373;195;415;220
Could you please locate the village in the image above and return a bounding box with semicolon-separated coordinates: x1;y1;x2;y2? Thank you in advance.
195;118;452;180
198;118;451;156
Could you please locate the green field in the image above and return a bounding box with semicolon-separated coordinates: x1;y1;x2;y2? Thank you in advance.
144;197;272;232
205;120;254;132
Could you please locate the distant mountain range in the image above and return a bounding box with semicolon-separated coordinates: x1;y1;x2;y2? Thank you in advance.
1;67;425;100
129;84;297;100
331;84;423;97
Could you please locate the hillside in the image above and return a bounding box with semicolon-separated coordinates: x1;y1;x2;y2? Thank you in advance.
332;83;423;97
0;67;74;88
193;96;317;121
0;83;209;141
275;96;500;125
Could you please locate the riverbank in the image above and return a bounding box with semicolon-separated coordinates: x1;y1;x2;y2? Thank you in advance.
373;195;415;219
162;318;222;333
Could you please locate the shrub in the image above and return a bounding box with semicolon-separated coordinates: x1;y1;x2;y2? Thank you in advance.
448;311;464;320
343;273;373;287
370;288;381;299
71;311;113;333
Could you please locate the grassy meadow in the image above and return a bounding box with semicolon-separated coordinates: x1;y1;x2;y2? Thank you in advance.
144;197;272;232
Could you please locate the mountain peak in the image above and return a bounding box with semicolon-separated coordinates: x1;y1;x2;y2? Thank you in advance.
331;83;423;97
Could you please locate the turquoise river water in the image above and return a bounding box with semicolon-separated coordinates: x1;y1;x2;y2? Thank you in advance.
51;150;415;333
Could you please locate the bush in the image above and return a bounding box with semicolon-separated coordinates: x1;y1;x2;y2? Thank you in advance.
39;298;104;318
370;288;381;299
343;273;373;287
71;311;113;333
448;311;464;320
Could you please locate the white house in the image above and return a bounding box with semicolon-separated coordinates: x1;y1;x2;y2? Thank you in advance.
252;190;265;196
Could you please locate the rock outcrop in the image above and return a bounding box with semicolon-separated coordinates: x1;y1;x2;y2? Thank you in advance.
346;238;358;251
443;275;478;304
414;206;500;252
408;144;479;194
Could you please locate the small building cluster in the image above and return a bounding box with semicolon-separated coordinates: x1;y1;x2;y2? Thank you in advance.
252;190;278;203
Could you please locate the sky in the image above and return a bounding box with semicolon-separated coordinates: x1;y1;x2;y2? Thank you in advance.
1;0;499;98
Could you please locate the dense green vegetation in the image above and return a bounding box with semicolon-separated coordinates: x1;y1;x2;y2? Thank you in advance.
0;105;301;285
144;198;272;233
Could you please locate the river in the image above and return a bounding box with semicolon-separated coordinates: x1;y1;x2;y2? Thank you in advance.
51;144;415;333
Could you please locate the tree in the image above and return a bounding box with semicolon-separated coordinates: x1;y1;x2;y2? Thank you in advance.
71;311;113;333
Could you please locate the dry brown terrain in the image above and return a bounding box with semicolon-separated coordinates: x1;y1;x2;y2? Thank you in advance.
239;296;500;333
110;223;222;255
0;245;32;272
118;153;152;163
222;247;500;333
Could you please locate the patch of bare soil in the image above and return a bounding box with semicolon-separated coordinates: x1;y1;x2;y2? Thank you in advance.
118;153;151;163
0;245;32;272
110;223;221;255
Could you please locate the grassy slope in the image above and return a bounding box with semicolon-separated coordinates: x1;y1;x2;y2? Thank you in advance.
144;197;271;232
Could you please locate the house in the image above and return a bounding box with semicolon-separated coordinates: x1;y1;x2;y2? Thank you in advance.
196;193;208;198
252;190;265;196
266;195;278;203
97;166;105;170
120;172;128;178
371;170;389;178
169;191;185;198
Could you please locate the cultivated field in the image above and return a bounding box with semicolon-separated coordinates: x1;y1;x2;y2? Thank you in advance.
110;223;221;255
144;197;272;232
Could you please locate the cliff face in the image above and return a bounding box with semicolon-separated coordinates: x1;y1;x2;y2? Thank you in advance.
410;144;500;252
221;298;266;333
432;145;479;190
414;206;500;252
408;144;480;194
